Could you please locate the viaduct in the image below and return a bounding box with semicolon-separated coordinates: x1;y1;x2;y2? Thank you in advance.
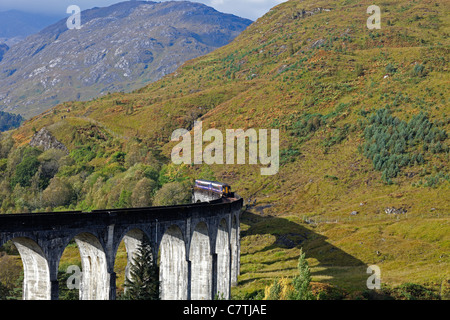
0;186;243;300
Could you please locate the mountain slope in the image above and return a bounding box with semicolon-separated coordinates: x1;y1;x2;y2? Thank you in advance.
0;1;252;118
1;0;449;298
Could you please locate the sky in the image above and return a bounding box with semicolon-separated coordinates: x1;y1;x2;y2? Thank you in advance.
0;0;287;21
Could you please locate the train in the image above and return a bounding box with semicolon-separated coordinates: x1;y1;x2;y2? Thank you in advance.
194;179;232;197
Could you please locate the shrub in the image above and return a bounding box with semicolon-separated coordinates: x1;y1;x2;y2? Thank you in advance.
280;148;301;164
110;151;126;165
383;283;440;300
412;64;427;77
385;63;397;74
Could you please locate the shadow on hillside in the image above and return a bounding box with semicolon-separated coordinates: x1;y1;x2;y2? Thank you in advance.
239;210;368;291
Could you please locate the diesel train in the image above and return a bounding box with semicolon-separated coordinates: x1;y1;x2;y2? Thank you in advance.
194;179;233;197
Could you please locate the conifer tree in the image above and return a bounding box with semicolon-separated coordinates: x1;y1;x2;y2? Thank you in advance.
267;279;282;300
288;249;314;300
123;237;160;300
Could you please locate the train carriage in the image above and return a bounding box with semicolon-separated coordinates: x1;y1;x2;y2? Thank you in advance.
194;179;232;197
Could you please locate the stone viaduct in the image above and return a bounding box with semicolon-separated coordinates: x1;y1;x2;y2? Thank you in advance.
0;187;243;300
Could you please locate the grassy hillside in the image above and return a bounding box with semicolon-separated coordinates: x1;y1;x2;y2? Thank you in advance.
0;0;449;299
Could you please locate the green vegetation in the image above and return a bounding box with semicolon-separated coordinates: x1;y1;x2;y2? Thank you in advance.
10;148;41;188
1;0;449;299
0;111;24;132
361;109;448;184
122;237;160;300
57;261;81;300
289;249;314;300
0;126;194;213
264;249;314;300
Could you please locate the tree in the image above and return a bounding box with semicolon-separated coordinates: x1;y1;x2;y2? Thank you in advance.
287;249;314;300
42;176;74;208
123;237;160;300
131;178;156;207
266;279;282;300
264;249;314;300
37;148;67;189
153;181;191;206
11;153;40;188
115;189;132;208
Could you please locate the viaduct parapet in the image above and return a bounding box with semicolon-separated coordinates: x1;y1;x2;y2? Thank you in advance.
0;188;242;300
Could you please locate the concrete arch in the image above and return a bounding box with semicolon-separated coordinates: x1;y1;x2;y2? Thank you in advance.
159;224;187;300
215;218;230;299
74;232;109;300
190;221;212;300
11;237;51;300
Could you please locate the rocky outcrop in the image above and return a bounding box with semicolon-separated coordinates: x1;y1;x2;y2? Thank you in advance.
29;128;68;153
291;7;332;20
384;207;407;215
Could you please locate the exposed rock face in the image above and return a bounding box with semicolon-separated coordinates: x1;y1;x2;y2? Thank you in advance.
384;207;407;215
29;128;68;153
0;1;252;118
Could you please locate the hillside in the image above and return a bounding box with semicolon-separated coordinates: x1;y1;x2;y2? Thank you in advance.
0;1;252;118
0;0;449;299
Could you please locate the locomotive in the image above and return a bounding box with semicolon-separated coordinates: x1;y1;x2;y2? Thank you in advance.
194;179;232;197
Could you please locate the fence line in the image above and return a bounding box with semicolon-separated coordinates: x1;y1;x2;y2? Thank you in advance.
302;211;449;226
